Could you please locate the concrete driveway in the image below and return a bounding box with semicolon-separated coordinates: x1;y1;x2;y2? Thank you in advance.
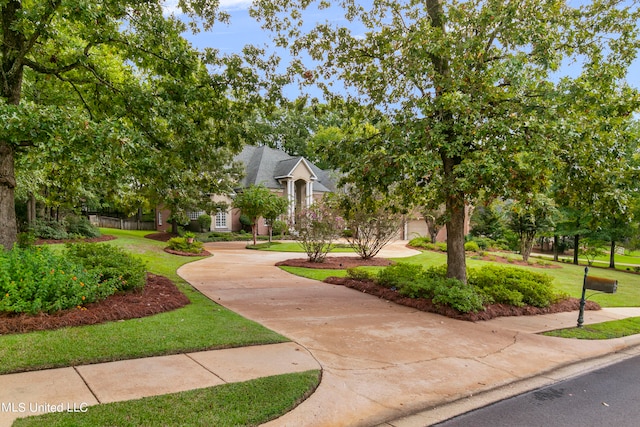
178;241;640;427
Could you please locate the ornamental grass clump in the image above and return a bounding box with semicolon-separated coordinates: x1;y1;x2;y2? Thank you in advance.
0;246;116;314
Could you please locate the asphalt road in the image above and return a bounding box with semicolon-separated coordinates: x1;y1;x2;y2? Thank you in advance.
435;354;640;427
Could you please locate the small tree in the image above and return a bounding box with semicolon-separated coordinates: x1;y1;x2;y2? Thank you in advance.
339;194;403;259
508;194;557;262
422;206;447;244
264;195;290;243
233;185;276;246
290;200;344;263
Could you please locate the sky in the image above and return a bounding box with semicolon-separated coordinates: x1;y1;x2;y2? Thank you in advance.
171;0;640;101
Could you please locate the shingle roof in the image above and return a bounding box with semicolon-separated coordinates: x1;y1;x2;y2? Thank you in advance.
234;145;335;193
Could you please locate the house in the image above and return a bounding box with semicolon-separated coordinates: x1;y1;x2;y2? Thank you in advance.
155;144;470;240
156;145;337;234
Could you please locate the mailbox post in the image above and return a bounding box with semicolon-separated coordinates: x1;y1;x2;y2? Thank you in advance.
577;267;618;328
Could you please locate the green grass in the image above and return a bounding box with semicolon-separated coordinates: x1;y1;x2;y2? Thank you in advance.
13;370;321;427
542;317;640;339
247;241;355;252
0;229;287;374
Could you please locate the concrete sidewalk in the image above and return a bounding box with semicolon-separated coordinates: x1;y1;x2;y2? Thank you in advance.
0;342;319;427
3;241;640;427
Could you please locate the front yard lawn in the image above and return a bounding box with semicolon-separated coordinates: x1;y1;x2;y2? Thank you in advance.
0;229;287;374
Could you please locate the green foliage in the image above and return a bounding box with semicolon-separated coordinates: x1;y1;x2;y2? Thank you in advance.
167;237;204;255
346;268;374;281
233;185;289;244
436;242;448;252
464;241;480;252
65;216;101;238
376;263;424;289
0;247;115;315
431;280;485;314
65;243;147;292
197;214;212;232
31;220;69;240
271;220;288;236
468;265;559;308
408;236;434;249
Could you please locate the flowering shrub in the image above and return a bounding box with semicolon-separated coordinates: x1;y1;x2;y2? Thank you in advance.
290;202;345;262
0;246;115;314
65;243;146;291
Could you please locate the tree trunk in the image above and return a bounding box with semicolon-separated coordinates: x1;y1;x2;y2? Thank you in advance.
553;235;559;262
521;231;536;262
0;0;27;249
573;234;580;265
445;191;467;283
609;240;616;269
0;142;18;249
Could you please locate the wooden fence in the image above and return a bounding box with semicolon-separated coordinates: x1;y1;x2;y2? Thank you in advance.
91;215;156;231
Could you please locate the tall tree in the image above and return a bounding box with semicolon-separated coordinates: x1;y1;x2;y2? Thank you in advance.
253;0;640;282
0;1;277;249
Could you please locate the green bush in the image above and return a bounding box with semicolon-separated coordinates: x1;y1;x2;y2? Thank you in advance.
197;214;212;232
31;219;69;240
432;279;485;313
65;215;101;238
167;237;204;254
436;242;447;252
0;246;116;314
272;220;288;236
346;268;374;281
478;285;525;306
66;243;147;292
408;236;431;248
464;241;480;252
376;263;424;289
468;265;558;308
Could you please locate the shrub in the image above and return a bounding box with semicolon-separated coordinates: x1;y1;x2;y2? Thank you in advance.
0;246;116;314
436;242;447;252
468;265;558;308
65;215;101;238
464;241;480;252
432;279;484;313
408;237;433;249
290;201;345;263
346;268;374;281
272;220;288;237
197;214;212;232
376;263;424;289
31;219;69;240
478;285;525;307
65;243;147;292
167;237;204;255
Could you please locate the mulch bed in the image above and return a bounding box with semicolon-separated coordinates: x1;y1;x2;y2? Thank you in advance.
277;255;599;322
276;256;394;269
145;232;176;242
325;276;600;322
0;274;190;335
163;248;212;257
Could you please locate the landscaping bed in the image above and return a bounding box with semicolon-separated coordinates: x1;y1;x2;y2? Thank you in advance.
0;274;189;334
276;256;394;269
324;276;600;321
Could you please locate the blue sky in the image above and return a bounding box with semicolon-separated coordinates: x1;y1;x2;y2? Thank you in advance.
172;1;640;100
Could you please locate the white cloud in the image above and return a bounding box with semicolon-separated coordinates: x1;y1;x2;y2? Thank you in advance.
219;0;253;10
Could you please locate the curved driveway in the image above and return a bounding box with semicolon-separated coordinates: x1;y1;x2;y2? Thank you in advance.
178;242;639;427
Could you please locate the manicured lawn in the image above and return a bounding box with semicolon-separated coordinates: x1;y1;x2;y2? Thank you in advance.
13;370;320;427
542;317;640;339
0;229;287;374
